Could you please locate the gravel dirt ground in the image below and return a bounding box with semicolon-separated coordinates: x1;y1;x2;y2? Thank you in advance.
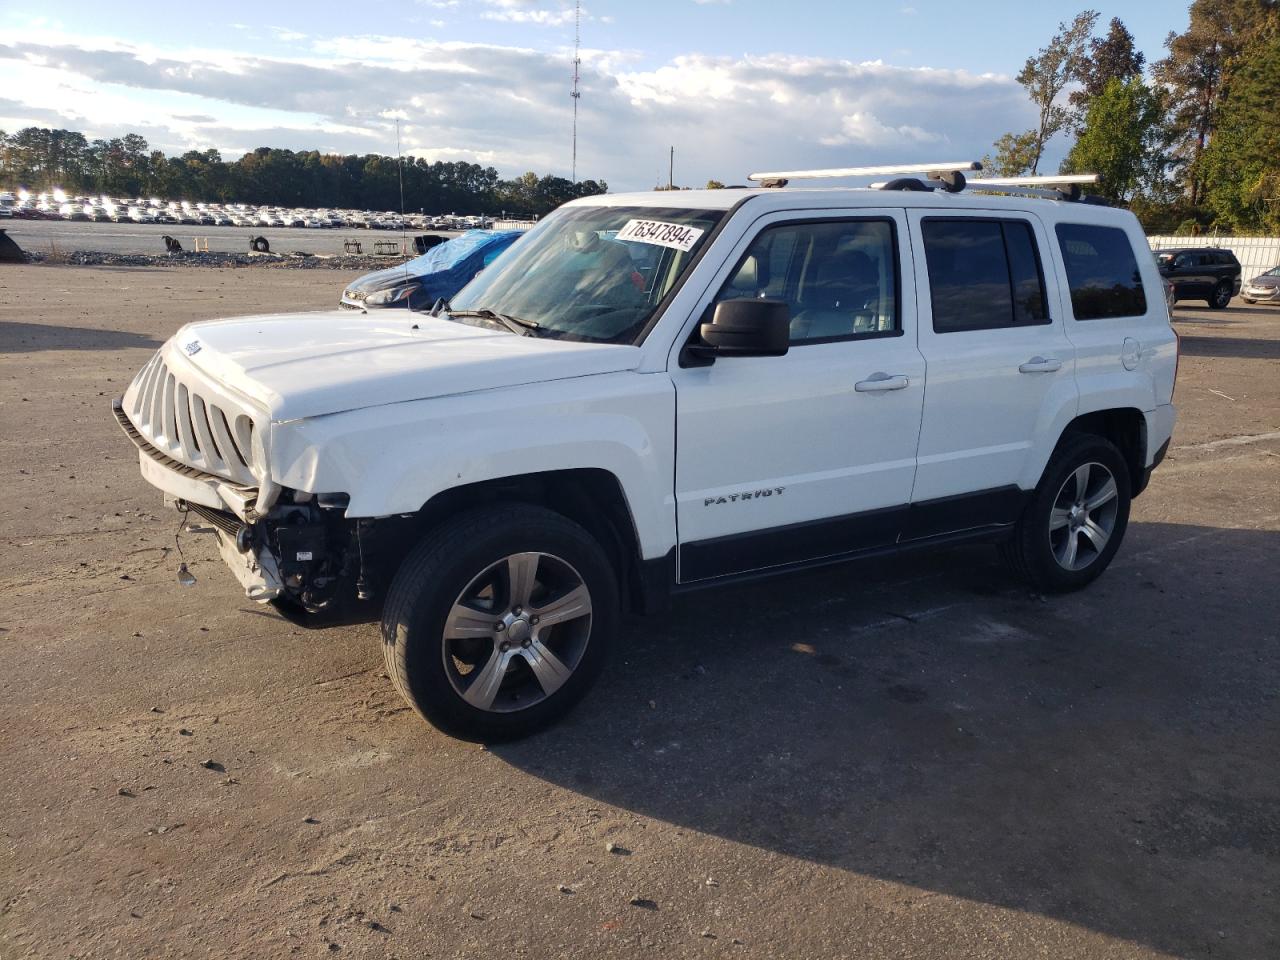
1;264;1277;960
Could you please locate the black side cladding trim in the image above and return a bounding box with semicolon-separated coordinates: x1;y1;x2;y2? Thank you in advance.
634;194;760;346
635;549;676;615
681;503;903;582
678;485;1028;584
899;485;1028;541
1133;437;1171;499
674;526;1009;595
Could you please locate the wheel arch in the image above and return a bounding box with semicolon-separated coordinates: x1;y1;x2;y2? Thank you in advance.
412;468;663;615
1055;407;1148;497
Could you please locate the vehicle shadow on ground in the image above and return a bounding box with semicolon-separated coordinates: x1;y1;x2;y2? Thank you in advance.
1171;312;1245;326
496;522;1280;959
1176;333;1280;360
0;322;162;354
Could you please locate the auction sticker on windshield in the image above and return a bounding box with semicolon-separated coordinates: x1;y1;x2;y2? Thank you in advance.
616;219;705;252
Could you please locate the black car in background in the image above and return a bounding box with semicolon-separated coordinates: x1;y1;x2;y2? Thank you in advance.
1155;247;1242;309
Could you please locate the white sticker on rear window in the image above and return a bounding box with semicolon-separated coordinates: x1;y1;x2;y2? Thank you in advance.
615;218;705;252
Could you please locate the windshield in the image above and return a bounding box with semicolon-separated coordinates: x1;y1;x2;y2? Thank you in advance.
447;205;724;343
1262;266;1280;278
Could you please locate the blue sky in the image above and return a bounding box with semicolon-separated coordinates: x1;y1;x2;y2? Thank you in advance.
0;1;1189;193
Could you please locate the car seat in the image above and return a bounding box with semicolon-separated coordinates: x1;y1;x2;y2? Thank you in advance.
790;249;878;340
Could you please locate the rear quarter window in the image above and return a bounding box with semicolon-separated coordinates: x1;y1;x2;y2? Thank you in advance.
1055;223;1147;320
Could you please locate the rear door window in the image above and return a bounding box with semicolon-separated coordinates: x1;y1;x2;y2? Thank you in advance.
1055;223;1148;319
921;218;1048;333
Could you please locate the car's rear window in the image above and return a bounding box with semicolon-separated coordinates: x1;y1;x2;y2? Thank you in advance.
1055;223;1148;320
922;218;1048;333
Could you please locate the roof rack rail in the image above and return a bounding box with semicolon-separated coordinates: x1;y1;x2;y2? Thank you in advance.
747;161;981;190
872;172;1102;202
963;174;1100;202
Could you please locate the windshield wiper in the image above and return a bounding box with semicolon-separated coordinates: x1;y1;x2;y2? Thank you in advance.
448;308;541;337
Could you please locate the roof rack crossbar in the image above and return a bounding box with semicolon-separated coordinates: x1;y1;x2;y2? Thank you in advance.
965;174;1099;187
870;172;1102;202
747;161;982;184
964;174;1100;203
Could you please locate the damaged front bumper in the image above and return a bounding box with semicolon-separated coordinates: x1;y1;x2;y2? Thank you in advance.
113;398;278;521
216;524;285;602
172;494;356;607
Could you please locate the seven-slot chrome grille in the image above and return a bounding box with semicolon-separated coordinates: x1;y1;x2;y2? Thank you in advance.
124;349;260;486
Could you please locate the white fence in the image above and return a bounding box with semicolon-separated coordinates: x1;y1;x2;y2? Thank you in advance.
1148;235;1280;279
492;218;539;231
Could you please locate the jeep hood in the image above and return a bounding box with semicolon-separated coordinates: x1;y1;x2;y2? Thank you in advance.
175;310;642;421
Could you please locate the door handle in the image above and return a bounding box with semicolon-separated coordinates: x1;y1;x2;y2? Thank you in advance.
1018;356;1063;373
854;373;909;392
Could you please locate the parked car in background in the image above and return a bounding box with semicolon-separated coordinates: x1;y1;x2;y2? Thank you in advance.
1155;247;1242;309
340;229;523;311
1241;265;1280;304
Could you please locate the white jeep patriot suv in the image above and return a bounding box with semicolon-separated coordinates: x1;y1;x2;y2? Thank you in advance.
114;164;1178;739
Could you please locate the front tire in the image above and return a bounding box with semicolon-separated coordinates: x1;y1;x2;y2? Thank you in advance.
381;504;618;741
1002;435;1131;592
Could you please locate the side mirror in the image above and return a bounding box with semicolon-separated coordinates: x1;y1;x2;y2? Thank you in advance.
695;298;790;359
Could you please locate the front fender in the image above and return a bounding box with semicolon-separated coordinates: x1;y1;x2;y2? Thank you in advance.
268;372;676;560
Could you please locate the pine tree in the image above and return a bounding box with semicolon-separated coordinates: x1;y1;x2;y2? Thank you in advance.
1153;0;1279;204
1070;17;1145;117
1199;28;1280;230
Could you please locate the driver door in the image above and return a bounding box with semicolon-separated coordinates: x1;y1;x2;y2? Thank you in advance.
669;210;926;583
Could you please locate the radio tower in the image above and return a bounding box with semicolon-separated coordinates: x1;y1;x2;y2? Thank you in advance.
570;0;581;183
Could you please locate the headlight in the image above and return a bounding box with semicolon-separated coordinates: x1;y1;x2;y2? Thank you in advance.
364;283;420;306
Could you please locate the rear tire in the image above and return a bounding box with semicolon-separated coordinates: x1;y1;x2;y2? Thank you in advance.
1208;281;1232;309
381;504;618;741
1002;434;1131;593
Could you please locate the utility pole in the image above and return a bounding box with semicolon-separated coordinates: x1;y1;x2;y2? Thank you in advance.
570;0;582;183
668;146;674;190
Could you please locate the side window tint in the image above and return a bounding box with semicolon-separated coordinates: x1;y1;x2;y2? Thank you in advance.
714;219;899;345
921;218;1048;333
1055;223;1147;320
1004;221;1048;324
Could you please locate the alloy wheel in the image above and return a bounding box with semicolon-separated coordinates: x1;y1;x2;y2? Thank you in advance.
441;552;593;713
1048;462;1120;571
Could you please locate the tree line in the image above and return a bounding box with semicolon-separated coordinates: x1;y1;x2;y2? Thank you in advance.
989;0;1280;233
0;130;607;218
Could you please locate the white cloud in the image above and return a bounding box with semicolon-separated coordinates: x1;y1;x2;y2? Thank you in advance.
819;111;942;146
481;9;575;25
0;34;1029;190
478;0;577;26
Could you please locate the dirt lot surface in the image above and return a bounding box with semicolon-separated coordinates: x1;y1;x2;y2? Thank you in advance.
1;265;1277;959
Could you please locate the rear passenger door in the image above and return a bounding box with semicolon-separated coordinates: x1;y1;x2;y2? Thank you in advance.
905;211;1079;532
1178;253;1211;299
